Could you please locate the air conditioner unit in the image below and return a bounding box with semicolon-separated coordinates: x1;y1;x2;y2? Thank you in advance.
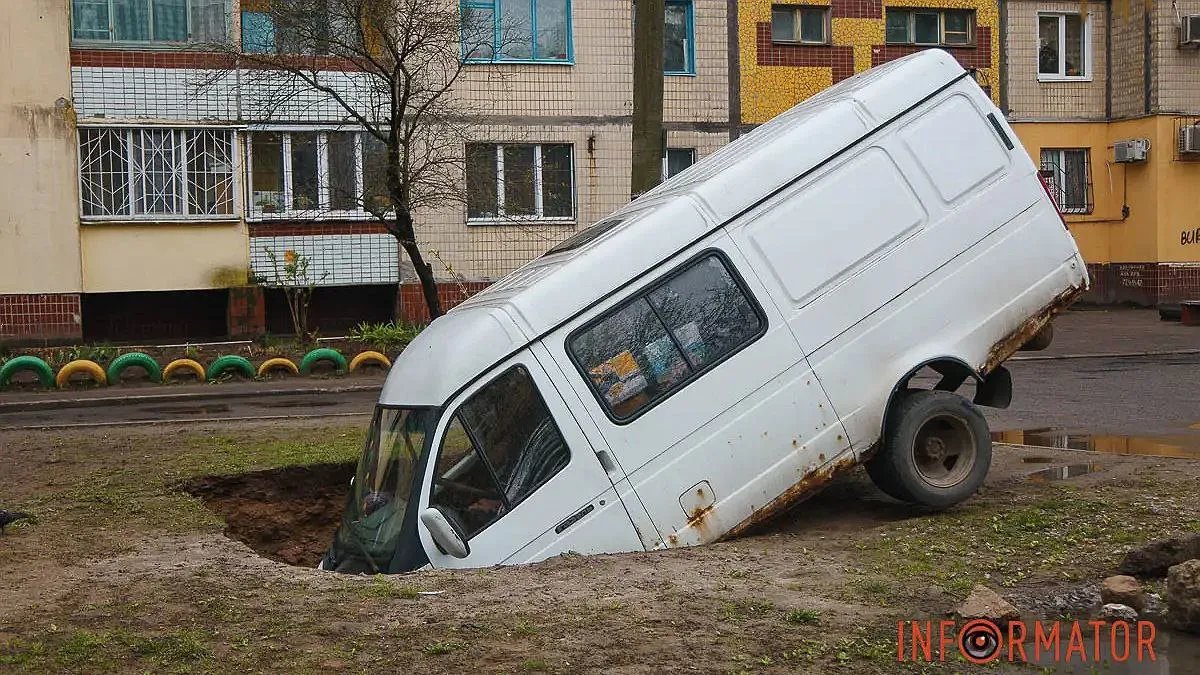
1114;139;1150;162
1182;15;1200;45
1182;125;1200;154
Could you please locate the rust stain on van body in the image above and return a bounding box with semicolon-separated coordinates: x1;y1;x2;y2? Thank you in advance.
720;454;859;541
982;286;1083;373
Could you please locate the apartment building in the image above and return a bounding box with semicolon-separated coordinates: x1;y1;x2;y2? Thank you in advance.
734;0;1002;127
0;0;733;343
1005;0;1200;306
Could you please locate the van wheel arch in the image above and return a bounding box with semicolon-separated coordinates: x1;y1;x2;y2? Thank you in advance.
879;357;1010;450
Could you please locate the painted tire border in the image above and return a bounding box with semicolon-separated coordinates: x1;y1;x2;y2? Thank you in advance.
0;356;56;389
300;348;348;374
55;359;108;388
206;355;256;381
162;358;207;383
256;357;300;378
106;352;163;384
348;350;392;372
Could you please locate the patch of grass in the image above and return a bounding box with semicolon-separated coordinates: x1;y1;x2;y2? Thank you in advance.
178;429;365;477
422;640;467;655
357;575;420;600
783;608;821;625
856;481;1200;600
721;598;775;622
513;620;539;636
2;629;211;671
349;321;423;352
521;659;550;671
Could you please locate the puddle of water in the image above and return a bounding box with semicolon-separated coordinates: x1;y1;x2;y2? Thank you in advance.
993;428;1200;460
1027;462;1099;482
1021;456;1057;464
1027;624;1200;674
257;399;338;409
139;403;232;415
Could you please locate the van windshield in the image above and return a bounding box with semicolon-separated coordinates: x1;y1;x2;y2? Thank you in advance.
324;406;437;573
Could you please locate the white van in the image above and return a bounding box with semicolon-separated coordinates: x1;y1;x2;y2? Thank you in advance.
321;49;1088;574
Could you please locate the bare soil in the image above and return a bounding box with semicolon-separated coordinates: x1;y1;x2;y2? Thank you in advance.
1;419;1198;673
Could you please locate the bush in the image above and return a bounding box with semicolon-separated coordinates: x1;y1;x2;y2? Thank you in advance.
348;322;422;352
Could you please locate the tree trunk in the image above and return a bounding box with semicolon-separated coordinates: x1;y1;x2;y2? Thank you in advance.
390;208;443;321
631;0;665;198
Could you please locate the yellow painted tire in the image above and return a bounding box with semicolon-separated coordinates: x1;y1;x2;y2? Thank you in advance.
257;357;300;378
162;358;206;383
348;351;392;373
55;360;108;388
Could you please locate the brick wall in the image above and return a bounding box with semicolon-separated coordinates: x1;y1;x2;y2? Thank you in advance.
0;294;83;343
1082;262;1200;306
398;282;493;325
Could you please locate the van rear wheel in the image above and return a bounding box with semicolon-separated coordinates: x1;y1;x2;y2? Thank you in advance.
866;390;991;508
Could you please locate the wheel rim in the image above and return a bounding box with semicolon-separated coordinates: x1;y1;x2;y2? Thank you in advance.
912;413;977;489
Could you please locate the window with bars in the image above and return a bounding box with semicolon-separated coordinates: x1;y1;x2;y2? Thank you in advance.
246;130;390;218
1039;148;1092;214
465;143;574;223
79;127;235;219
71;0;227;44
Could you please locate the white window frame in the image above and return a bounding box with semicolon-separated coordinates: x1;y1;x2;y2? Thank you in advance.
1037;12;1093;82
662;147;697;180
77;125;239;222
770;5;831;45
467;143;576;225
245;128;387;221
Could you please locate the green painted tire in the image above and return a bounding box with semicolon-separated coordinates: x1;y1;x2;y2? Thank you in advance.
0;356;55;389
206;355;256;381
106;352;163;384
300;348;348;375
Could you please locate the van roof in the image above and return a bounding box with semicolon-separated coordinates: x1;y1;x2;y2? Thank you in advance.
381;49;971;407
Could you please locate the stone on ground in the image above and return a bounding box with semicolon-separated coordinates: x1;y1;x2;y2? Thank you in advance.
1119;533;1200;578
954;584;1020;625
1100;575;1146;612
1166;559;1200;634
1098;603;1139;622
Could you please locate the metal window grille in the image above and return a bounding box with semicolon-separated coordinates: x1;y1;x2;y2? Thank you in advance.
79;127;235;219
1039;148;1093;215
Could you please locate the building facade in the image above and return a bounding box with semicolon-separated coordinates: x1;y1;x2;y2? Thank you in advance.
1005;0;1200;306
0;0;733;342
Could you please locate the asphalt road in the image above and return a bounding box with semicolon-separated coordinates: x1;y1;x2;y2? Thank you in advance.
4;353;1200;447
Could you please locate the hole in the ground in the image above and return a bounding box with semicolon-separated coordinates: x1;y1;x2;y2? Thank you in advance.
184;462;353;566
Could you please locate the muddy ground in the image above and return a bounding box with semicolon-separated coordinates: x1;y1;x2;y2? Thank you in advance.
1;419;1198;674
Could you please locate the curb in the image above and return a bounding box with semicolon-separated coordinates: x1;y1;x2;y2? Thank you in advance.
0;411;372;432
0;384;383;414
1010;348;1200;362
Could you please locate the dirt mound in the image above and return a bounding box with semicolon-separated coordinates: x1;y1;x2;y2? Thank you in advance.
185;462;354;566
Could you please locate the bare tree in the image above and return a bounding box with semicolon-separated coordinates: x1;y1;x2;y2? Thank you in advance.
205;0;512;320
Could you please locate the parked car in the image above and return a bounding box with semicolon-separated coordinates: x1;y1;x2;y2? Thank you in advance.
321;49;1088;574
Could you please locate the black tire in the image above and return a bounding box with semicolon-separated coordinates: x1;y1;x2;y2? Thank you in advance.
1018;322;1054;351
865;390;991;508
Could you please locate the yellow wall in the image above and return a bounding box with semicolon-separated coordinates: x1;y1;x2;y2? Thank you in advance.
0;0;83;294
80;223;251;293
1013;117;1200;265
739;0;1000;124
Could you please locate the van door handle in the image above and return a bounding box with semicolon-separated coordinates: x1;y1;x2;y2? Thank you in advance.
555;504;595;534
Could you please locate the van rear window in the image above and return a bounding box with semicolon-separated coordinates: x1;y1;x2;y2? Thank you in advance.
567;252;765;422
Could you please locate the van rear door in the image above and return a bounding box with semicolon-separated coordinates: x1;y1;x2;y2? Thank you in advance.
418;353;643;568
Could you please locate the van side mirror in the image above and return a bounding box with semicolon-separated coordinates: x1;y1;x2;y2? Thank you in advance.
420;506;470;558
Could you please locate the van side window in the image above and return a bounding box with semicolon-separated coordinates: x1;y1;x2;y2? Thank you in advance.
429;366;570;539
568;253;764;421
